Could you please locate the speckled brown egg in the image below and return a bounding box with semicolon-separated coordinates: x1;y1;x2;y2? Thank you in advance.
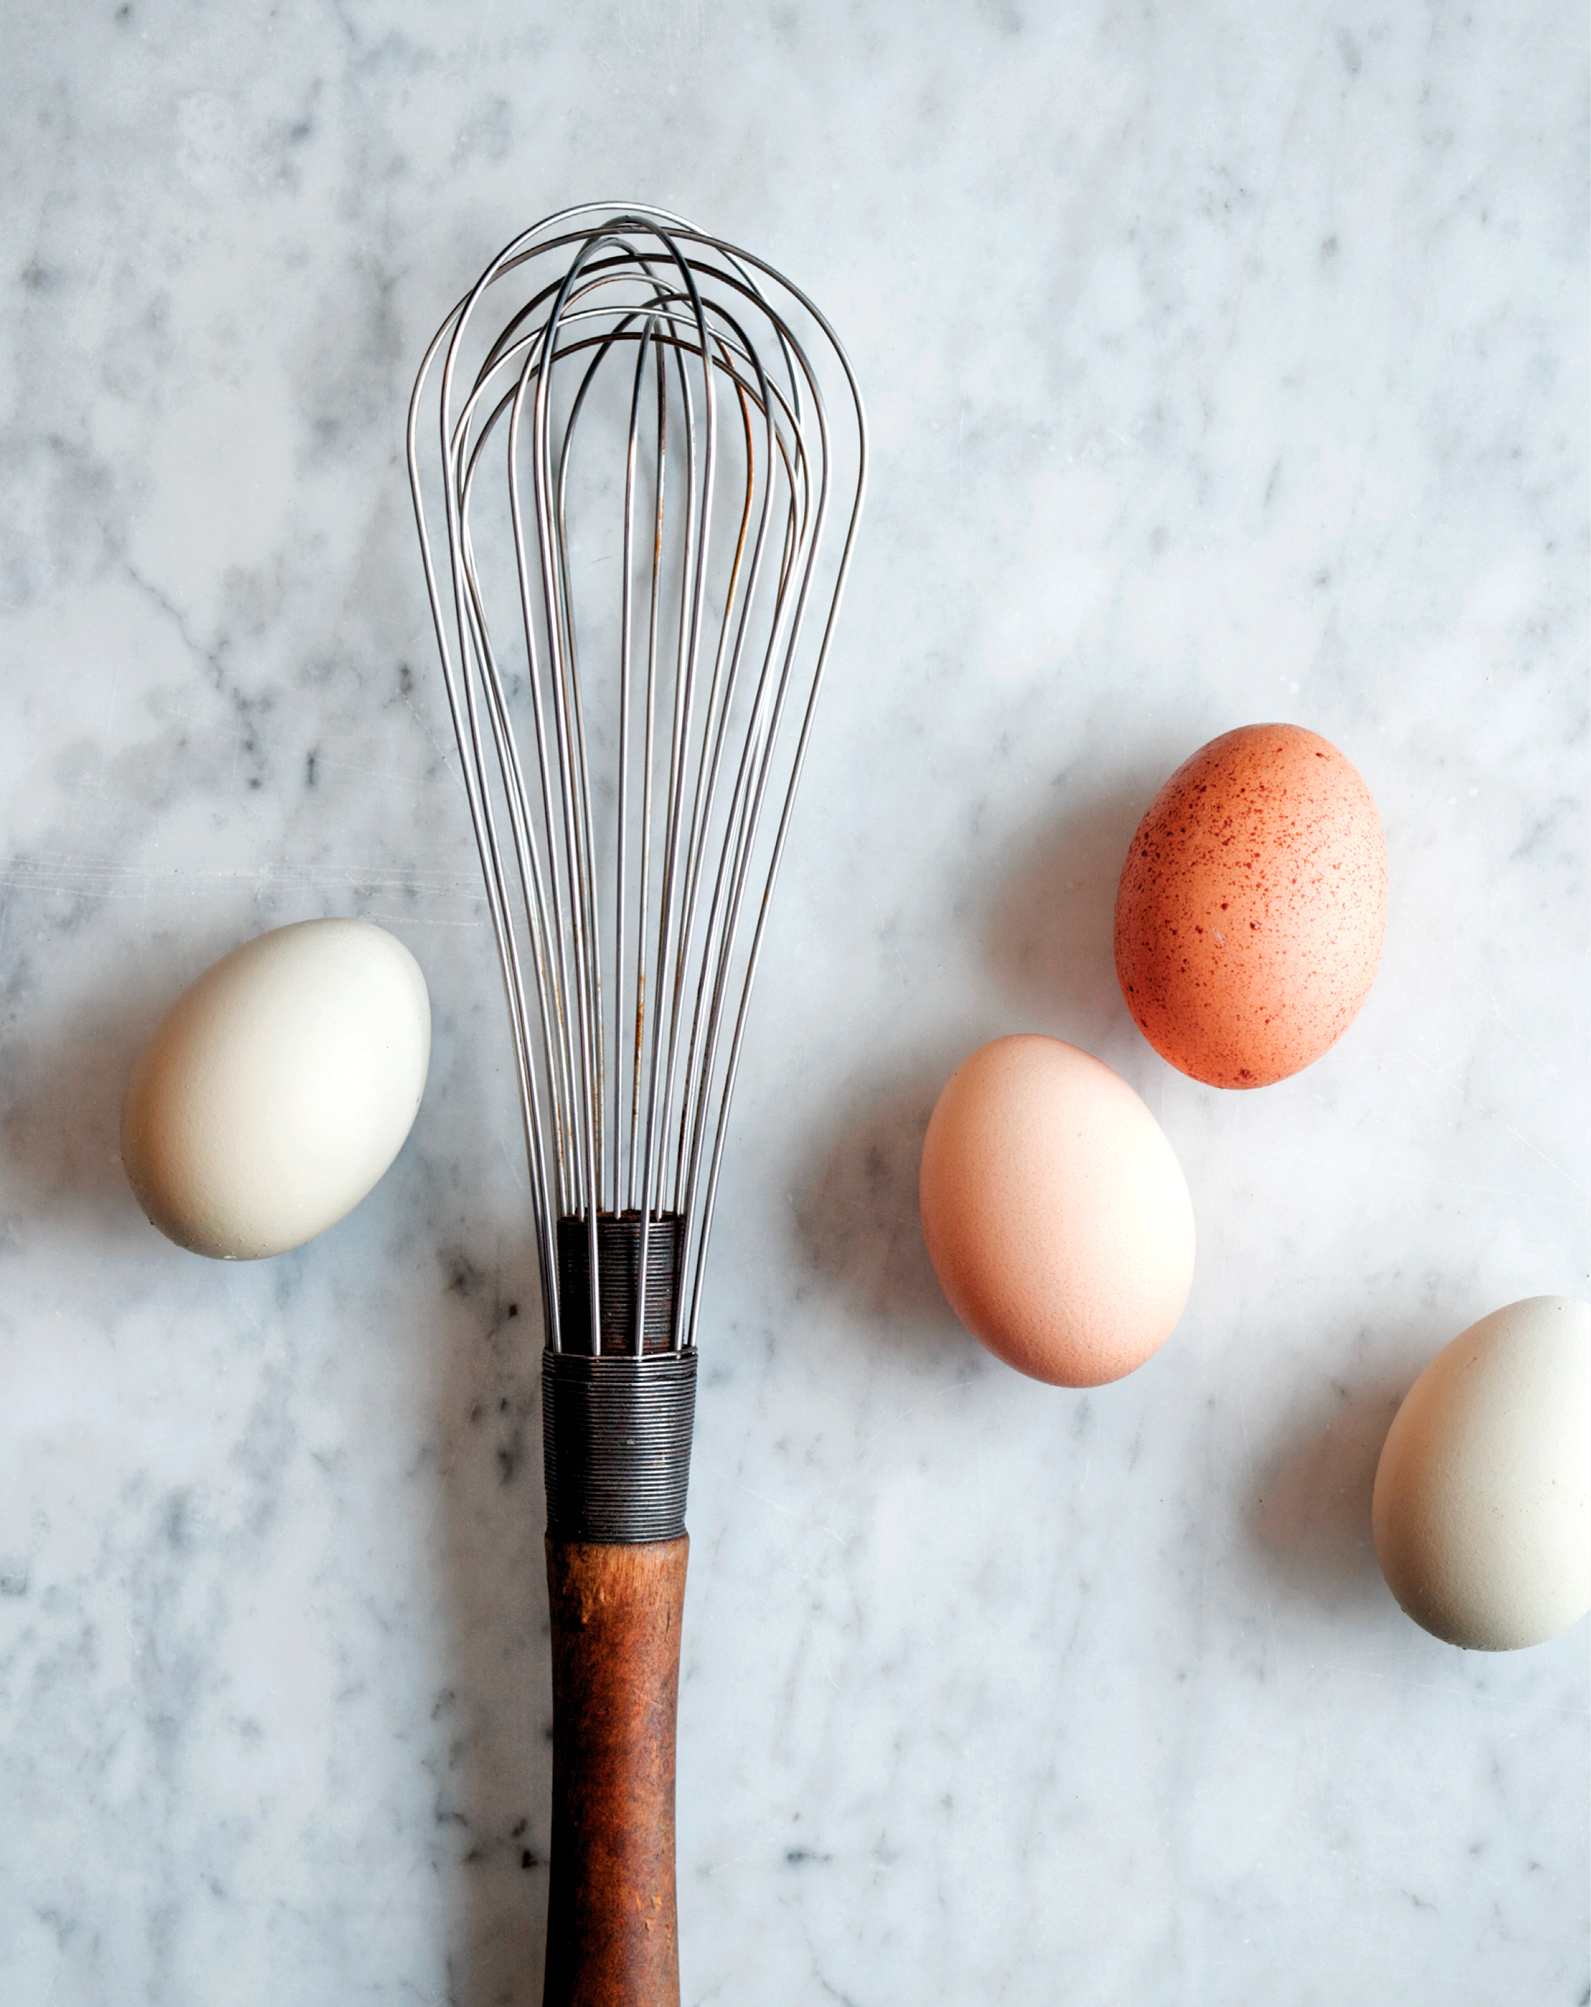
1113;723;1387;1089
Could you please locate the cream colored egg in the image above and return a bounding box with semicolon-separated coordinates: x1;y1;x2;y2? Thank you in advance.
1372;1296;1591;1650
919;1035;1196;1387
122;918;431;1259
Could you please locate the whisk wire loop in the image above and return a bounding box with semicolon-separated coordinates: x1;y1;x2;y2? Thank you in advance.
410;315;564;1346
408;204;865;1357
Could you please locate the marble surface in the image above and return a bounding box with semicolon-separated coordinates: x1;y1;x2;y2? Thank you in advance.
1;4;1586;2002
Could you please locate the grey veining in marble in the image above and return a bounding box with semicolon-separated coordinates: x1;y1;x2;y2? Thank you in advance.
1;4;1586;2003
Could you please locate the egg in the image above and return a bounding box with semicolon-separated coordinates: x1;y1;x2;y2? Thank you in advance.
919;1035;1195;1387
1113;723;1387;1088
1371;1296;1591;1651
122;919;431;1259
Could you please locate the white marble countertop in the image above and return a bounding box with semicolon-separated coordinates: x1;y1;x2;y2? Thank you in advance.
2;5;1586;2003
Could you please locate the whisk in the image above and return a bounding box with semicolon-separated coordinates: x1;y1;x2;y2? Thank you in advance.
406;204;866;2004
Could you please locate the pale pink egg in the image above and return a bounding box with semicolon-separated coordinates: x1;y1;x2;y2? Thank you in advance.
919;1035;1195;1387
1113;723;1387;1090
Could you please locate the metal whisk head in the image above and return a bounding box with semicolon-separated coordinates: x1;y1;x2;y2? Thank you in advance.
407;203;866;1359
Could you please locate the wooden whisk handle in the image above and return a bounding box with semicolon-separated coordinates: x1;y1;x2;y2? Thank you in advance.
543;1535;688;2007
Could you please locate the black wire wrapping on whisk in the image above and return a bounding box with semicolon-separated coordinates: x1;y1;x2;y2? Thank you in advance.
406;204;865;1537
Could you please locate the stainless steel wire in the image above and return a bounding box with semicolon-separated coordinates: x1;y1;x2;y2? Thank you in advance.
407;203;866;1355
